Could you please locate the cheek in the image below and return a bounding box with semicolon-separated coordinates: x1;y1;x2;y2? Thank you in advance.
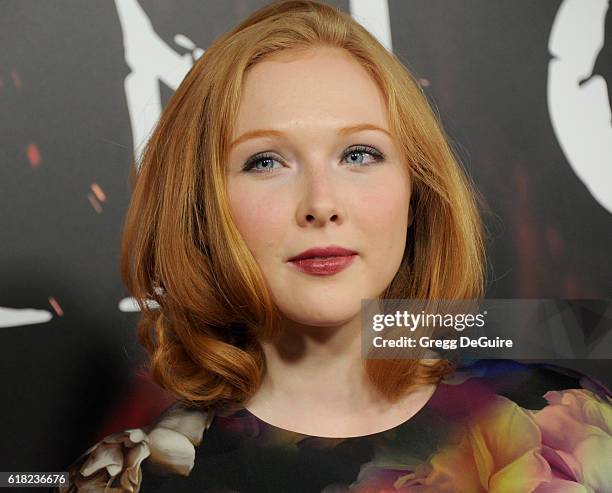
227;181;288;257
357;179;410;242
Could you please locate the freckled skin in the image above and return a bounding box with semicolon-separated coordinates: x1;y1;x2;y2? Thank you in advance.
226;46;411;329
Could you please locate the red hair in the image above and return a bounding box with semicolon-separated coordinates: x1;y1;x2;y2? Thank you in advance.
120;0;487;412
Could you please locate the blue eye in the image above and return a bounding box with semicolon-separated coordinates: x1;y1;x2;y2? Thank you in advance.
343;145;385;166
242;145;385;174
242;153;282;173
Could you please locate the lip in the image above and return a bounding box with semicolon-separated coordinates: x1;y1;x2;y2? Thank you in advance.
289;255;357;276
287;245;358;262
287;245;358;276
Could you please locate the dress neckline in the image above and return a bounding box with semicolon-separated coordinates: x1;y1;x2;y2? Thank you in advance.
236;381;444;440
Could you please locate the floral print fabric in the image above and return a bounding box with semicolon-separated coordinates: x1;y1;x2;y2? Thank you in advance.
55;403;214;492
54;359;612;493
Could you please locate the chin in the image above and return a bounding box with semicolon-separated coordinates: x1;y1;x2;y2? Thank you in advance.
277;299;363;328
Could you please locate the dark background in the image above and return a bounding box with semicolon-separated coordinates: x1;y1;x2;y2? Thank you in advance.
1;0;610;473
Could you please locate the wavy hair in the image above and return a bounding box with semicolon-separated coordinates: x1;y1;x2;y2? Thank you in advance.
120;0;488;411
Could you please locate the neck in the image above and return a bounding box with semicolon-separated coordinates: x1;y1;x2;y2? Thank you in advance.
245;314;388;416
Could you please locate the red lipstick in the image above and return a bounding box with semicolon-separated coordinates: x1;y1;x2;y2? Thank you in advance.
287;245;358;276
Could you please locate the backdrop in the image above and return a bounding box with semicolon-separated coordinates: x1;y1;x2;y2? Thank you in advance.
1;0;611;473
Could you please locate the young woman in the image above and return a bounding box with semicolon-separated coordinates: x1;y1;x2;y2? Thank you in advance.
57;1;612;491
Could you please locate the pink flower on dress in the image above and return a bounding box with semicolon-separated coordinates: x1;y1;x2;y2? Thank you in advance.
347;388;611;493
530;388;612;492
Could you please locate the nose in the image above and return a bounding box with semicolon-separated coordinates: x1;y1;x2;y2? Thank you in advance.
296;166;345;227
304;209;339;226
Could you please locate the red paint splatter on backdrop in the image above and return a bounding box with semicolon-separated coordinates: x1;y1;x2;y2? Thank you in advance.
91;183;106;202
27;143;41;168
48;297;63;316
88;193;103;213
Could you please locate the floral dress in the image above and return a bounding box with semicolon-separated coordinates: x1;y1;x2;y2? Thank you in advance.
54;358;612;493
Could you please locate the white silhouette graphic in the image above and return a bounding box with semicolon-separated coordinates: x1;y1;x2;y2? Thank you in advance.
0;307;53;328
114;0;206;167
349;0;392;52
548;0;612;214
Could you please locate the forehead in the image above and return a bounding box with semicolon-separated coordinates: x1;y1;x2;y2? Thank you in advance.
234;47;389;134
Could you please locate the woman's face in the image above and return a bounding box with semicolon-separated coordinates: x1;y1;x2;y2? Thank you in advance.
226;46;411;328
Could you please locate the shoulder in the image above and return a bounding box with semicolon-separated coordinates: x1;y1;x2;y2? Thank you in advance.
53;401;215;493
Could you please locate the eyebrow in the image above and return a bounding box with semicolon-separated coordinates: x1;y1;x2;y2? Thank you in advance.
229;123;393;150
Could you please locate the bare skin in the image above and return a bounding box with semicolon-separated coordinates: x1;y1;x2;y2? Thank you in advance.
226;46;435;438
